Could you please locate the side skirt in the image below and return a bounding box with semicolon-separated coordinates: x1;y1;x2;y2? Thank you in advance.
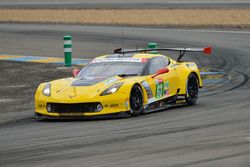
143;94;187;114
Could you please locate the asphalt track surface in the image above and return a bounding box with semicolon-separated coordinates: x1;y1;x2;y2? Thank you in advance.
1;0;250;8
0;24;250;167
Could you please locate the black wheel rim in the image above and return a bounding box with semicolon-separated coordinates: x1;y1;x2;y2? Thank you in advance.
130;87;143;112
188;77;198;100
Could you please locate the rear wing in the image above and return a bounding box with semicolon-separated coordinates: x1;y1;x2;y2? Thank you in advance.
114;47;212;62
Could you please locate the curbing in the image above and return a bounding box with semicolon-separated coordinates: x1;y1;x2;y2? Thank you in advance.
0;54;90;66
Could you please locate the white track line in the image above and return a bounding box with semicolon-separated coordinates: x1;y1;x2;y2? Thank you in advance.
140;27;250;34
176;29;250;34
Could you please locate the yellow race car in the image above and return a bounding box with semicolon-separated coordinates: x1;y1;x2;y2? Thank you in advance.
35;46;211;119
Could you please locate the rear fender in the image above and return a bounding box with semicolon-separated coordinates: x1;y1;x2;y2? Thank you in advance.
175;62;201;94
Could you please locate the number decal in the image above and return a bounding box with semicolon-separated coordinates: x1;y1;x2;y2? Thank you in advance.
156;83;164;98
155;78;164;98
155;78;170;98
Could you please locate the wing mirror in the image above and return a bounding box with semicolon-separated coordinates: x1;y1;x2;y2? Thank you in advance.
72;69;80;78
152;68;169;78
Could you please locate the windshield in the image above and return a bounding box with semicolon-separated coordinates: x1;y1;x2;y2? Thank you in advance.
78;62;145;78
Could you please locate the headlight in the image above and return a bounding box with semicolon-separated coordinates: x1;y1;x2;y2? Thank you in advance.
42;83;51;96
100;82;123;96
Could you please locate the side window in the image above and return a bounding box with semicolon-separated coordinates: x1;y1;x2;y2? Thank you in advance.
149;58;165;74
160;57;170;67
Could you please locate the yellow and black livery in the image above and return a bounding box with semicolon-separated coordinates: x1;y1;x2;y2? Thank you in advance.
35;46;212;119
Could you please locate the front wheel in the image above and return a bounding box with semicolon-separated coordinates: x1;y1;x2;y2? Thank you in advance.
186;73;199;105
129;85;143;116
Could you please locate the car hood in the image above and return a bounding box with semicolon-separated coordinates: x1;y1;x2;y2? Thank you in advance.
49;76;123;100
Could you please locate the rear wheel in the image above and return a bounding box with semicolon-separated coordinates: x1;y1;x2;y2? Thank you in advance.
129;85;143;116
186;73;199;105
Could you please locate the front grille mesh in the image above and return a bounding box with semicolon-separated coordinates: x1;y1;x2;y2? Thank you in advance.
47;102;101;113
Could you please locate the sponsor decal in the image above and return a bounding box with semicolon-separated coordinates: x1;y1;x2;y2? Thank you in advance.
110;104;119;107
84;76;97;80
165;81;169;89
186;63;196;68
38;104;45;108
154;78;164;85
59;113;83;116
92;58;144;63
164;81;170;96
125;100;129;109
164;89;169;96
169;64;180;68
148;98;155;104
176;100;186;104
141;58;148;63
141;81;153;99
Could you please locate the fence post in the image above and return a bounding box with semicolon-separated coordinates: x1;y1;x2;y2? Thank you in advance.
148;42;158;54
64;35;72;67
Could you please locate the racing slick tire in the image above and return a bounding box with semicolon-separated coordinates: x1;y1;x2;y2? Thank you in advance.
185;73;199;105
129;84;144;116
